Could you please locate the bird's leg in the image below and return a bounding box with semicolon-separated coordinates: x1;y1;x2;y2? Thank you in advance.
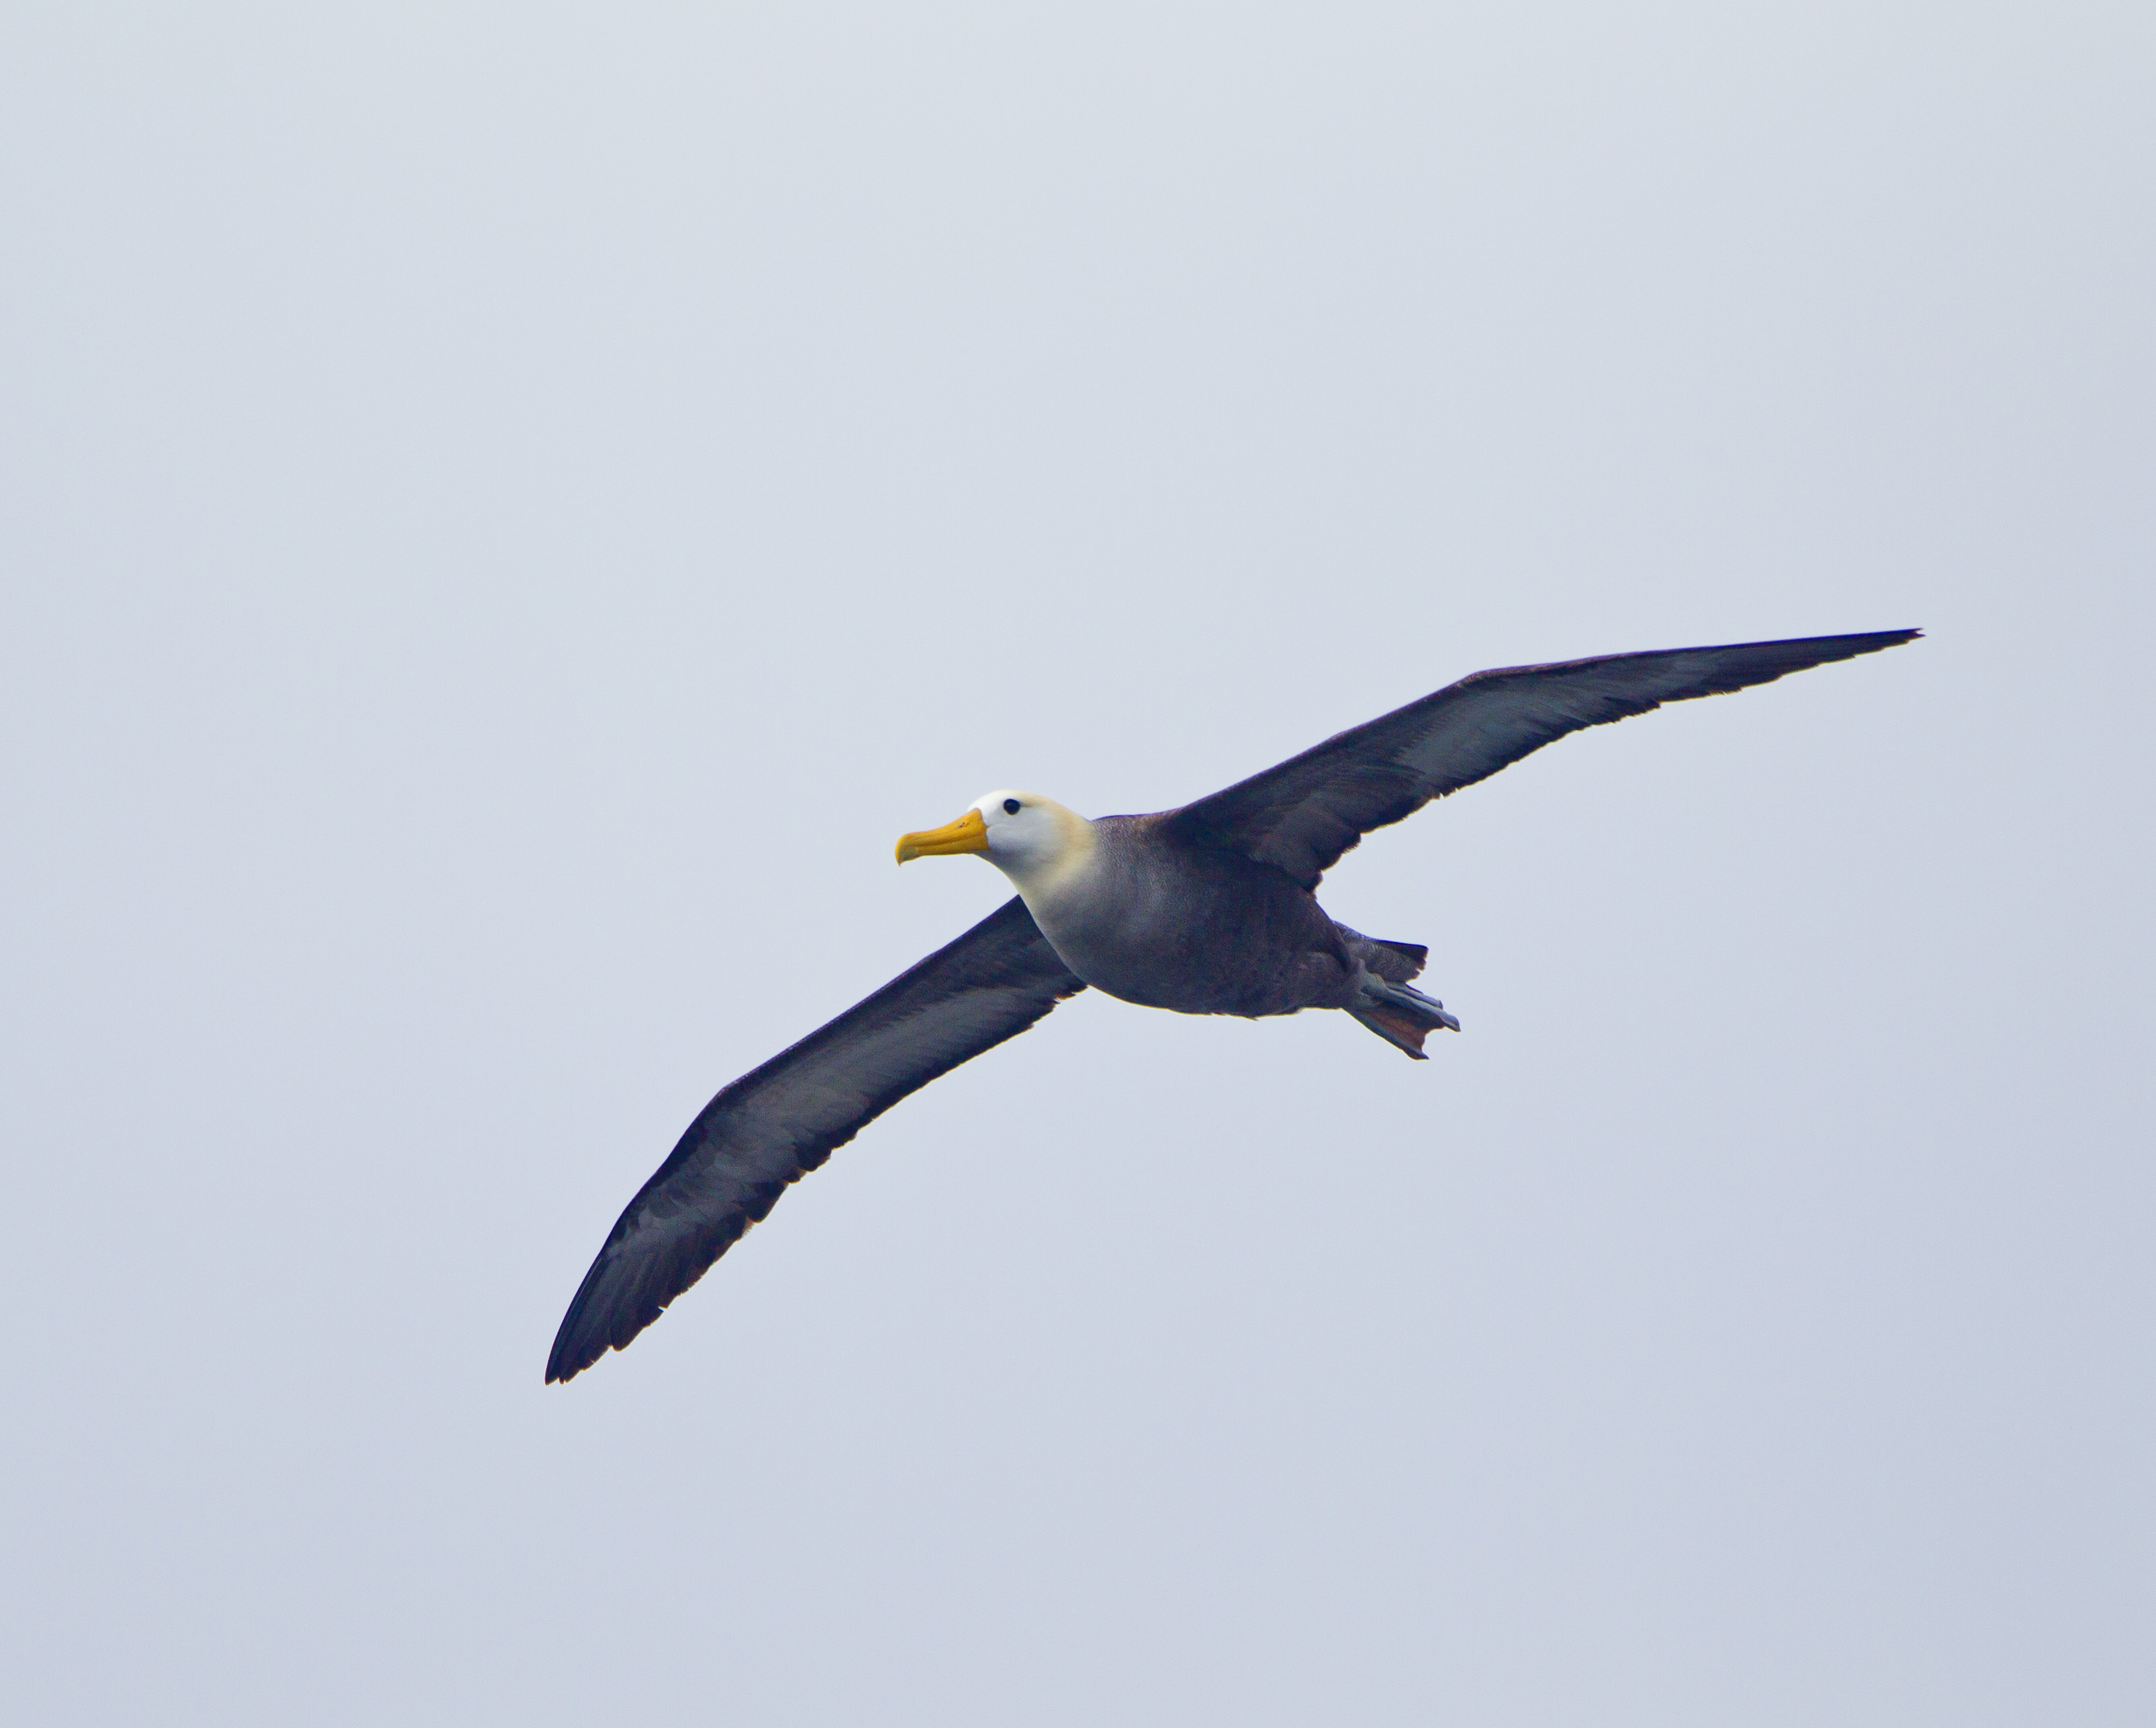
1362;975;1461;1033
1348;975;1462;1057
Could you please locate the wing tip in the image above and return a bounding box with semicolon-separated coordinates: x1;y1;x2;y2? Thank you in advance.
545;1309;648;1386
544;1320;602;1386
1777;624;1924;669
547;1285;675;1386
543;1262;651;1387
543;1329;592;1384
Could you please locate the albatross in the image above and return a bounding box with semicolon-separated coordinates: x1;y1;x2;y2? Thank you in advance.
547;627;1917;1382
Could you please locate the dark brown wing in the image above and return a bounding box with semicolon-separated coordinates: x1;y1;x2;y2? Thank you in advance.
547;896;1085;1383
1164;630;1920;889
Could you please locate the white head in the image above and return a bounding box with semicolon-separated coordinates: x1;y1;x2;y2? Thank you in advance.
895;789;1097;890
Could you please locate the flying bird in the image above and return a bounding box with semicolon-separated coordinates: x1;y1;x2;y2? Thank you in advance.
547;628;1917;1382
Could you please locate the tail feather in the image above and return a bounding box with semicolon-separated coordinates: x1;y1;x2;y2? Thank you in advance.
1368;937;1429;978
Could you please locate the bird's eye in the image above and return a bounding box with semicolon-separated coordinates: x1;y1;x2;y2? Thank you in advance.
1003;798;1022;815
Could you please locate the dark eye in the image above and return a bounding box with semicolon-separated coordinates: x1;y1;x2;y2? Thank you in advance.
1002;797;1021;815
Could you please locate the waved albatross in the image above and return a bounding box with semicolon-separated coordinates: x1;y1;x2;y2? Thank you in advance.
547;628;1916;1382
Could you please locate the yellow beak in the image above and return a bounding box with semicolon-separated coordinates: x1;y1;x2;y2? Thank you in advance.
895;807;990;864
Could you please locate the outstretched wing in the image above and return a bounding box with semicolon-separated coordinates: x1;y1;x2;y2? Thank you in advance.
1165;630;1920;889
547;896;1085;1383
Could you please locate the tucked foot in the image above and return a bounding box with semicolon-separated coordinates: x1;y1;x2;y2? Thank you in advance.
1348;978;1461;1057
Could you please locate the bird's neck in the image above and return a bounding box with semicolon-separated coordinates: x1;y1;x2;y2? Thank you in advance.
990;807;1103;911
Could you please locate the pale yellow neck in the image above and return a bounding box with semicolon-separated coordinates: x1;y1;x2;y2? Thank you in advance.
994;802;1101;906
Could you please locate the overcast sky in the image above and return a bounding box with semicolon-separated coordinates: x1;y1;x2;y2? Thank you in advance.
3;5;2151;1723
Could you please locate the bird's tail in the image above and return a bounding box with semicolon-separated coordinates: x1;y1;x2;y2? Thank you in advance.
1364;937;1429;979
1334;926;1428;984
1349;978;1461;1060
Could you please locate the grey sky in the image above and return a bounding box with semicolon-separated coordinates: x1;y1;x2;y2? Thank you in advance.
2;5;2149;1723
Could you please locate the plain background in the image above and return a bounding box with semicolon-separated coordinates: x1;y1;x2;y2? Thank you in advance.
3;4;2150;1723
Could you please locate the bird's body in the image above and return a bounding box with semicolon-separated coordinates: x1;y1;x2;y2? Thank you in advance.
547;628;1919;1383
1012;812;1376;1018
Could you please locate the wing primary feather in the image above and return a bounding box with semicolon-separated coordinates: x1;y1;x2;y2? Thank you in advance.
1166;629;1920;888
546;896;1084;1383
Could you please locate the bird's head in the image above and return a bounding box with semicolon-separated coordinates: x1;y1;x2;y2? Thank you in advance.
896;791;1095;889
